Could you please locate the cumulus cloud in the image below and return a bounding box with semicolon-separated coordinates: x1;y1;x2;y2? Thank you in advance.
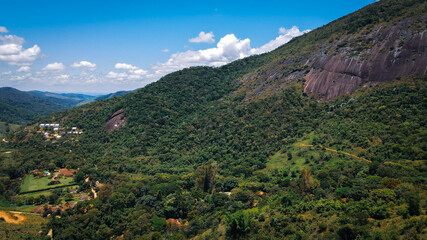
0;26;8;33
71;60;97;70
43;62;65;71
162;49;169;52
250;26;310;55
1;71;12;75
106;62;149;82
17;66;30;72
0;32;41;66
114;63;139;70
189;31;215;43
149;26;309;79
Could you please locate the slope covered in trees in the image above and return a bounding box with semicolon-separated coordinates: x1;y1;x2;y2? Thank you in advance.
0;0;425;239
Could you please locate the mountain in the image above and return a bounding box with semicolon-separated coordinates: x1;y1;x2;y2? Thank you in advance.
27;91;96;108
0;1;426;239
0;87;73;125
76;90;134;106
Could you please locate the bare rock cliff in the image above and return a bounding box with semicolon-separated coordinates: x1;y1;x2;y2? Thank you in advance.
305;22;427;100
237;17;427;101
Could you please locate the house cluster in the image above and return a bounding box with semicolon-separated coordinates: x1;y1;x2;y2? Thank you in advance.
38;123;83;139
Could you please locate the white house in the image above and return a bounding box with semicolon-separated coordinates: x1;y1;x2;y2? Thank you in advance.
55;124;59;127
53;128;59;131
50;124;55;127
40;124;45;128
72;127;77;131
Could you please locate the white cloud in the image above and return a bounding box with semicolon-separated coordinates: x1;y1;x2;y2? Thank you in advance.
159;26;308;75
10;73;31;81
106;71;128;80
189;31;215;44
71;60;97;70
0;44;22;55
43;62;65;71
1;71;12;75
105;26;309;85
17;66;30;72
0;35;25;45
114;62;139;70
0;26;8;33
106;63;149;82
0;33;41;66
250;26;310;55
57;74;69;80
162;49;169;52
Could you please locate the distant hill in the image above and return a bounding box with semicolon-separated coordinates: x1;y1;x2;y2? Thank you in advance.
0;87;133;129
76;90;134;106
28;91;96;108
0;87;74;125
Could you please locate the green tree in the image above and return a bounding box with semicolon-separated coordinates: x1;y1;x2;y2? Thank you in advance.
226;210;251;239
196;162;218;193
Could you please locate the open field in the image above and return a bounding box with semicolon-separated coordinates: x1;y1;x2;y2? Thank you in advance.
266;132;370;173
20;174;75;193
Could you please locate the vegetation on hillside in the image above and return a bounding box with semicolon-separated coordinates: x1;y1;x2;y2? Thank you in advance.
0;0;425;239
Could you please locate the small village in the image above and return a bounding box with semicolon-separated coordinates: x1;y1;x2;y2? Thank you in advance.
37;123;83;139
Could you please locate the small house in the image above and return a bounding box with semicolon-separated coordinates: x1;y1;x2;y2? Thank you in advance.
58;168;76;177
55;124;59;127
72;127;77;131
40;124;45;128
50;124;55;127
53;128;59;131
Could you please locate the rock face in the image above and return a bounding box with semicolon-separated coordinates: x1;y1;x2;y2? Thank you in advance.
304;23;427;100
237;17;427;101
106;109;127;132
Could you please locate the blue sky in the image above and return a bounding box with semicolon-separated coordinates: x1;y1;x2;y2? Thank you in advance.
0;0;377;94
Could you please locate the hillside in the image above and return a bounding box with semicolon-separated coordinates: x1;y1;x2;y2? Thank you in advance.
0;0;426;239
0;87;73;125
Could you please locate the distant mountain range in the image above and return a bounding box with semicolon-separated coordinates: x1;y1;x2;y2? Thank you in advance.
76;90;134;106
0;87;133;127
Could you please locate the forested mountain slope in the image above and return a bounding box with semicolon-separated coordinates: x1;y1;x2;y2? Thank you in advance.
0;87;71;125
0;0;426;239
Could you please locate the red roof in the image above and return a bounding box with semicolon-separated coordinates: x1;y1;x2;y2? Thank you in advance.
58;168;75;177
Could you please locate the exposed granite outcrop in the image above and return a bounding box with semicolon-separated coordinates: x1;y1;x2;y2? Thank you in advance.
305;23;426;100
236;18;426;101
106;109;127;132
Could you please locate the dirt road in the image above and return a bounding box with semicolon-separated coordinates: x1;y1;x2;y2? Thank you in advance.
295;143;371;163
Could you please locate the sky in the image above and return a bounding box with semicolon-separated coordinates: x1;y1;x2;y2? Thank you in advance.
0;0;377;94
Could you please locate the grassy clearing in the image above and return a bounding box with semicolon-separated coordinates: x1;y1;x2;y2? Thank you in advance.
0;122;21;138
20;175;75;193
0;211;47;239
266;133;338;173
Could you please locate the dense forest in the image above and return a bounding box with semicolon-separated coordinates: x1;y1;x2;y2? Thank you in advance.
0;0;425;239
